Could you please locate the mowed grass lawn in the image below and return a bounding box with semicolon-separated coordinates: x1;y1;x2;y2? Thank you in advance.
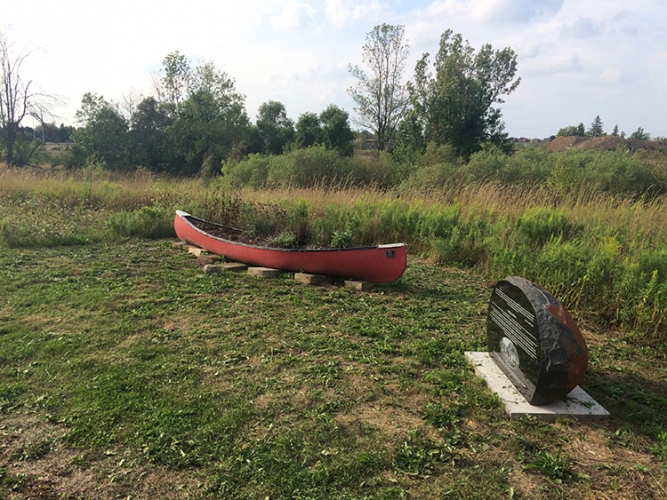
1;239;666;499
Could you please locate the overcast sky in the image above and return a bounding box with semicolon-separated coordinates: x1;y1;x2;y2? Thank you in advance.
3;0;666;139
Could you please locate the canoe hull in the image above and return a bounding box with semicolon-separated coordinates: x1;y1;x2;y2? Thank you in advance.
174;211;407;283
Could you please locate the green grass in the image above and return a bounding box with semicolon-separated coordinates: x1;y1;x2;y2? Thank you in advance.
7;165;667;342
1;240;666;498
6;176;667;345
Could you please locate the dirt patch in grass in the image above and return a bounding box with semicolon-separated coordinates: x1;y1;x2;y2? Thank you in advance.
337;404;436;443
0;414;204;499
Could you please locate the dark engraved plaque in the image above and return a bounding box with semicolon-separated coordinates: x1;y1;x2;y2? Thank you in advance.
487;276;588;405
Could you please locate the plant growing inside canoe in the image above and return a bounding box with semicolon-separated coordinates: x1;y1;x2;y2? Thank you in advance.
174;211;407;282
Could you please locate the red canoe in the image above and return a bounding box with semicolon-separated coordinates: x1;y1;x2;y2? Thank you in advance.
174;210;407;282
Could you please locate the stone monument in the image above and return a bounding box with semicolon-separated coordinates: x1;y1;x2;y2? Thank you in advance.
486;276;588;405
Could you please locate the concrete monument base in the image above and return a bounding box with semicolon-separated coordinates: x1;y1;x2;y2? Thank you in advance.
465;351;610;421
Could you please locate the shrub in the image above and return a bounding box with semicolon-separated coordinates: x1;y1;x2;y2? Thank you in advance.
106;206;174;239
534;239;590;308
348;153;392;188
547;150;589;196
516;207;579;247
270;231;298;248
637;249;667;284
615;247;667;335
268;146;350;187
546;148;667;199
221;154;270;188
464;148;507;183
330;230;353;248
421;142;460;166
430;217;488;268
416;203;461;241
488;242;535;278
502;146;554;184
402;162;463;190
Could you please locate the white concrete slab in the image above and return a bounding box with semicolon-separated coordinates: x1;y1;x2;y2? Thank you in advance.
465;351;610;421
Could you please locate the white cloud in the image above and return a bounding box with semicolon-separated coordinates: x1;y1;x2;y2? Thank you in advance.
599;67;622;85
523;53;584;77
324;0;384;28
271;1;318;30
470;0;564;24
417;0;564;22
560;17;603;39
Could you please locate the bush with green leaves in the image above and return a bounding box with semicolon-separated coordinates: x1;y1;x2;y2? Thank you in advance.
270;231;298;248
330;230;353;248
500;146;555;184
221;154;270;188
547;148;667;199
430;217;488;268
222;146;393;189
463;147;507;183
106;206;174;239
516;207;579;247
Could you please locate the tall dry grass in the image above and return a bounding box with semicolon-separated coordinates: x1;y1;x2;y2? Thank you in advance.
6;164;665;236
4;165;667;340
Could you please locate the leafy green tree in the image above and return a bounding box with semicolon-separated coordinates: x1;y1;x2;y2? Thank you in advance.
71;93;129;169
588;115;604;137
409;29;520;158
295;112;323;148
35;122;74;142
348;24;410;151
153;53;251;174
557;126;577;137
156;51;191;117
129;96;173;172
320;104;354;157
557;124;586;137
630;127;651;140
556;125;577;137
392;110;427;163
611;124;619;136
256;100;295;155
173;91;251;175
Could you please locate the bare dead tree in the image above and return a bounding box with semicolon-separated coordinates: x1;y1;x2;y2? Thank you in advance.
149;71;164;102
120;89;145;122
0;32;54;166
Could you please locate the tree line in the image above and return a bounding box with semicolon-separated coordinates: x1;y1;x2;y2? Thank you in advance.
64;51;355;175
557;115;654;141
1;35;355;172
2;25;660;173
1;24;522;172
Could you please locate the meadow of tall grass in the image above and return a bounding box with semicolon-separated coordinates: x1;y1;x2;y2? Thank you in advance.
3;160;667;342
